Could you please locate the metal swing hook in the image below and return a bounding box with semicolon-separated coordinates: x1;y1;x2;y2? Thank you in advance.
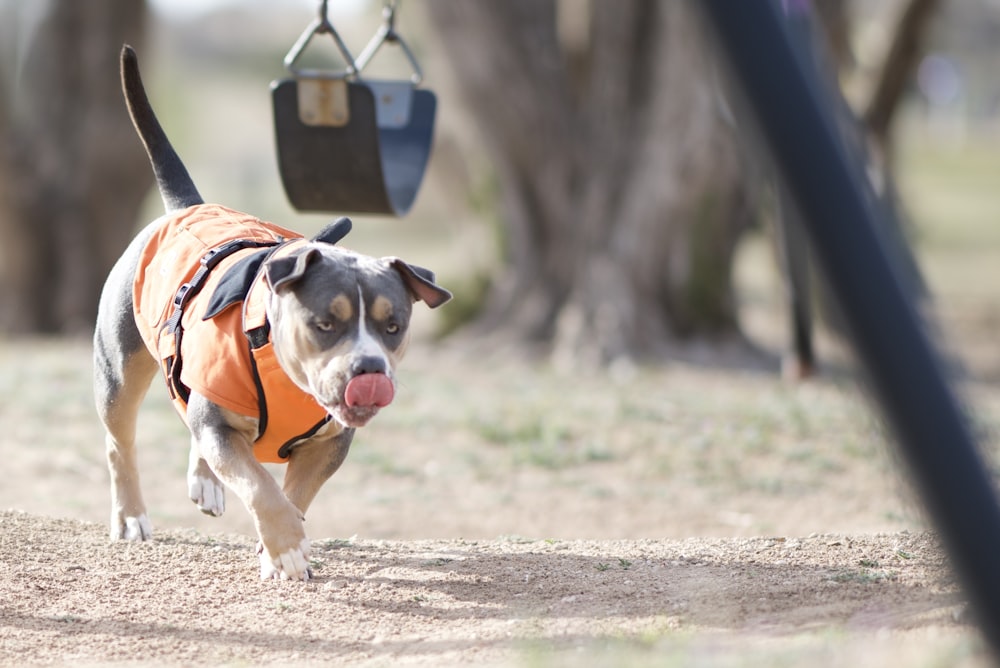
283;0;358;79
354;0;424;85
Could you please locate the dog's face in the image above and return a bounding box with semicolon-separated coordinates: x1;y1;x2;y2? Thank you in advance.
264;244;449;428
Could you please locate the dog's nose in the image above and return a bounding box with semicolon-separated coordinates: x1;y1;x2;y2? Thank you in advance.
351;355;387;376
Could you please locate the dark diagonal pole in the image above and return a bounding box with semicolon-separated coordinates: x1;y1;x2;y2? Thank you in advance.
698;0;1000;654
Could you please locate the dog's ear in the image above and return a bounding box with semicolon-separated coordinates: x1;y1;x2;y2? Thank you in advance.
388;258;452;308
312;217;352;245
265;248;321;292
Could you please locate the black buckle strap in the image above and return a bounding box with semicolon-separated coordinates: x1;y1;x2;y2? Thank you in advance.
205;238;268;269
165;239;279;332
173;239;276;311
277;416;337;459
161;238;281;405
246;324;271;350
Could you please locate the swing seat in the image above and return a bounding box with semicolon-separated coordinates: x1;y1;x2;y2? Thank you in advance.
272;77;436;215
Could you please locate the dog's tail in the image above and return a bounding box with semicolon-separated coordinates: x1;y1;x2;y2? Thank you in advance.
120;44;203;212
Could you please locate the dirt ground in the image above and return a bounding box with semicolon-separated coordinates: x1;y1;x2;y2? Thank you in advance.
0;328;996;666
0;510;977;667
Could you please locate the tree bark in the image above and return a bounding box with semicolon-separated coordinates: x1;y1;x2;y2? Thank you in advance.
813;0;853;70
864;0;943;151
427;0;749;365
0;0;151;334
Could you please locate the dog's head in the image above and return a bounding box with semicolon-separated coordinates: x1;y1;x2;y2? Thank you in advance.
263;244;450;428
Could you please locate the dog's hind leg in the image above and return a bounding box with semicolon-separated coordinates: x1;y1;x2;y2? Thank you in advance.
94;245;159;542
95;345;158;541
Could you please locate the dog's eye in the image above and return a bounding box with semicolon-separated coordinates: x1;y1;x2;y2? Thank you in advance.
386;322;401;335
315;321;337;332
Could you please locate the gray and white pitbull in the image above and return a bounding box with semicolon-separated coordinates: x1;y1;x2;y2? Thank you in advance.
94;46;450;581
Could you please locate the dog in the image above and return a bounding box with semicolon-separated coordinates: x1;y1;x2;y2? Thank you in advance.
94;46;451;581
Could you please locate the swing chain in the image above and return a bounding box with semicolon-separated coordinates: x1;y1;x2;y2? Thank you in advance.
354;0;424;85
283;0;358;79
318;0;331;23
283;1;423;85
381;0;399;34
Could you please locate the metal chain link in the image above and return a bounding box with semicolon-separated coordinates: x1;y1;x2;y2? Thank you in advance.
283;0;357;78
282;0;423;85
354;0;424;85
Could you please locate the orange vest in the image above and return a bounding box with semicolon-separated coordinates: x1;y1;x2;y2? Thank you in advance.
133;203;332;463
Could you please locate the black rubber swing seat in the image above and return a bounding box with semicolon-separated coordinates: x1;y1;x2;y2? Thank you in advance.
272;78;436;215
271;1;435;216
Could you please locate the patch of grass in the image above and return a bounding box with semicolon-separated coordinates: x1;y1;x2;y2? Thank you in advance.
350;447;418;477
475;414;554;447
49;614;83;623
750;477;786;495
898;130;1000;248
616;398;674;424
317;538;354;550
829;569;894;585
472;412;608;470
420;557;453;567
433;270;491;338
583;442;616;462
519;628;989;668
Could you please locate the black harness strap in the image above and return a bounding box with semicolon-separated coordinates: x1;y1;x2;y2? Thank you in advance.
161;238;281;404
246;317;333;455
242;244;331;451
276;415;335;460
245;322;271;438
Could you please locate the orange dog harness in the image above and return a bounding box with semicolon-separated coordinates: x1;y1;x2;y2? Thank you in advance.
133;203;332;463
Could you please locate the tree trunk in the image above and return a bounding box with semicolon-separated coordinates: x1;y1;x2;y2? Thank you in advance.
0;0;151;334
864;0;943;152
813;0;853;70
427;0;749;365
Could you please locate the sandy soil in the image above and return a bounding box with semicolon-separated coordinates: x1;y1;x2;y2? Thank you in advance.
0;510;979;666
0;336;996;665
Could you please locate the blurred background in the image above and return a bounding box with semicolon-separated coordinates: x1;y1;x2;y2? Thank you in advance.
1;0;999;376
3;0;1000;543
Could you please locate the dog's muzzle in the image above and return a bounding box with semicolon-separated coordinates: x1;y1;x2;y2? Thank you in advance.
327;372;395;427
344;373;394;409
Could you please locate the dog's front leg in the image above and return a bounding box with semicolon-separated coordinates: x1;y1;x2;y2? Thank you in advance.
283;427;355;516
187;393;311;581
188;440;225;517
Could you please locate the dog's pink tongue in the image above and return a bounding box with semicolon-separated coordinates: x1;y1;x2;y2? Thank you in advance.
344;374;394;408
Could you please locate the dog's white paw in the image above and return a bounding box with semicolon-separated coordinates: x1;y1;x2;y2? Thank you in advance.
112;513;152;541
258;538;312;581
188;475;225;517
